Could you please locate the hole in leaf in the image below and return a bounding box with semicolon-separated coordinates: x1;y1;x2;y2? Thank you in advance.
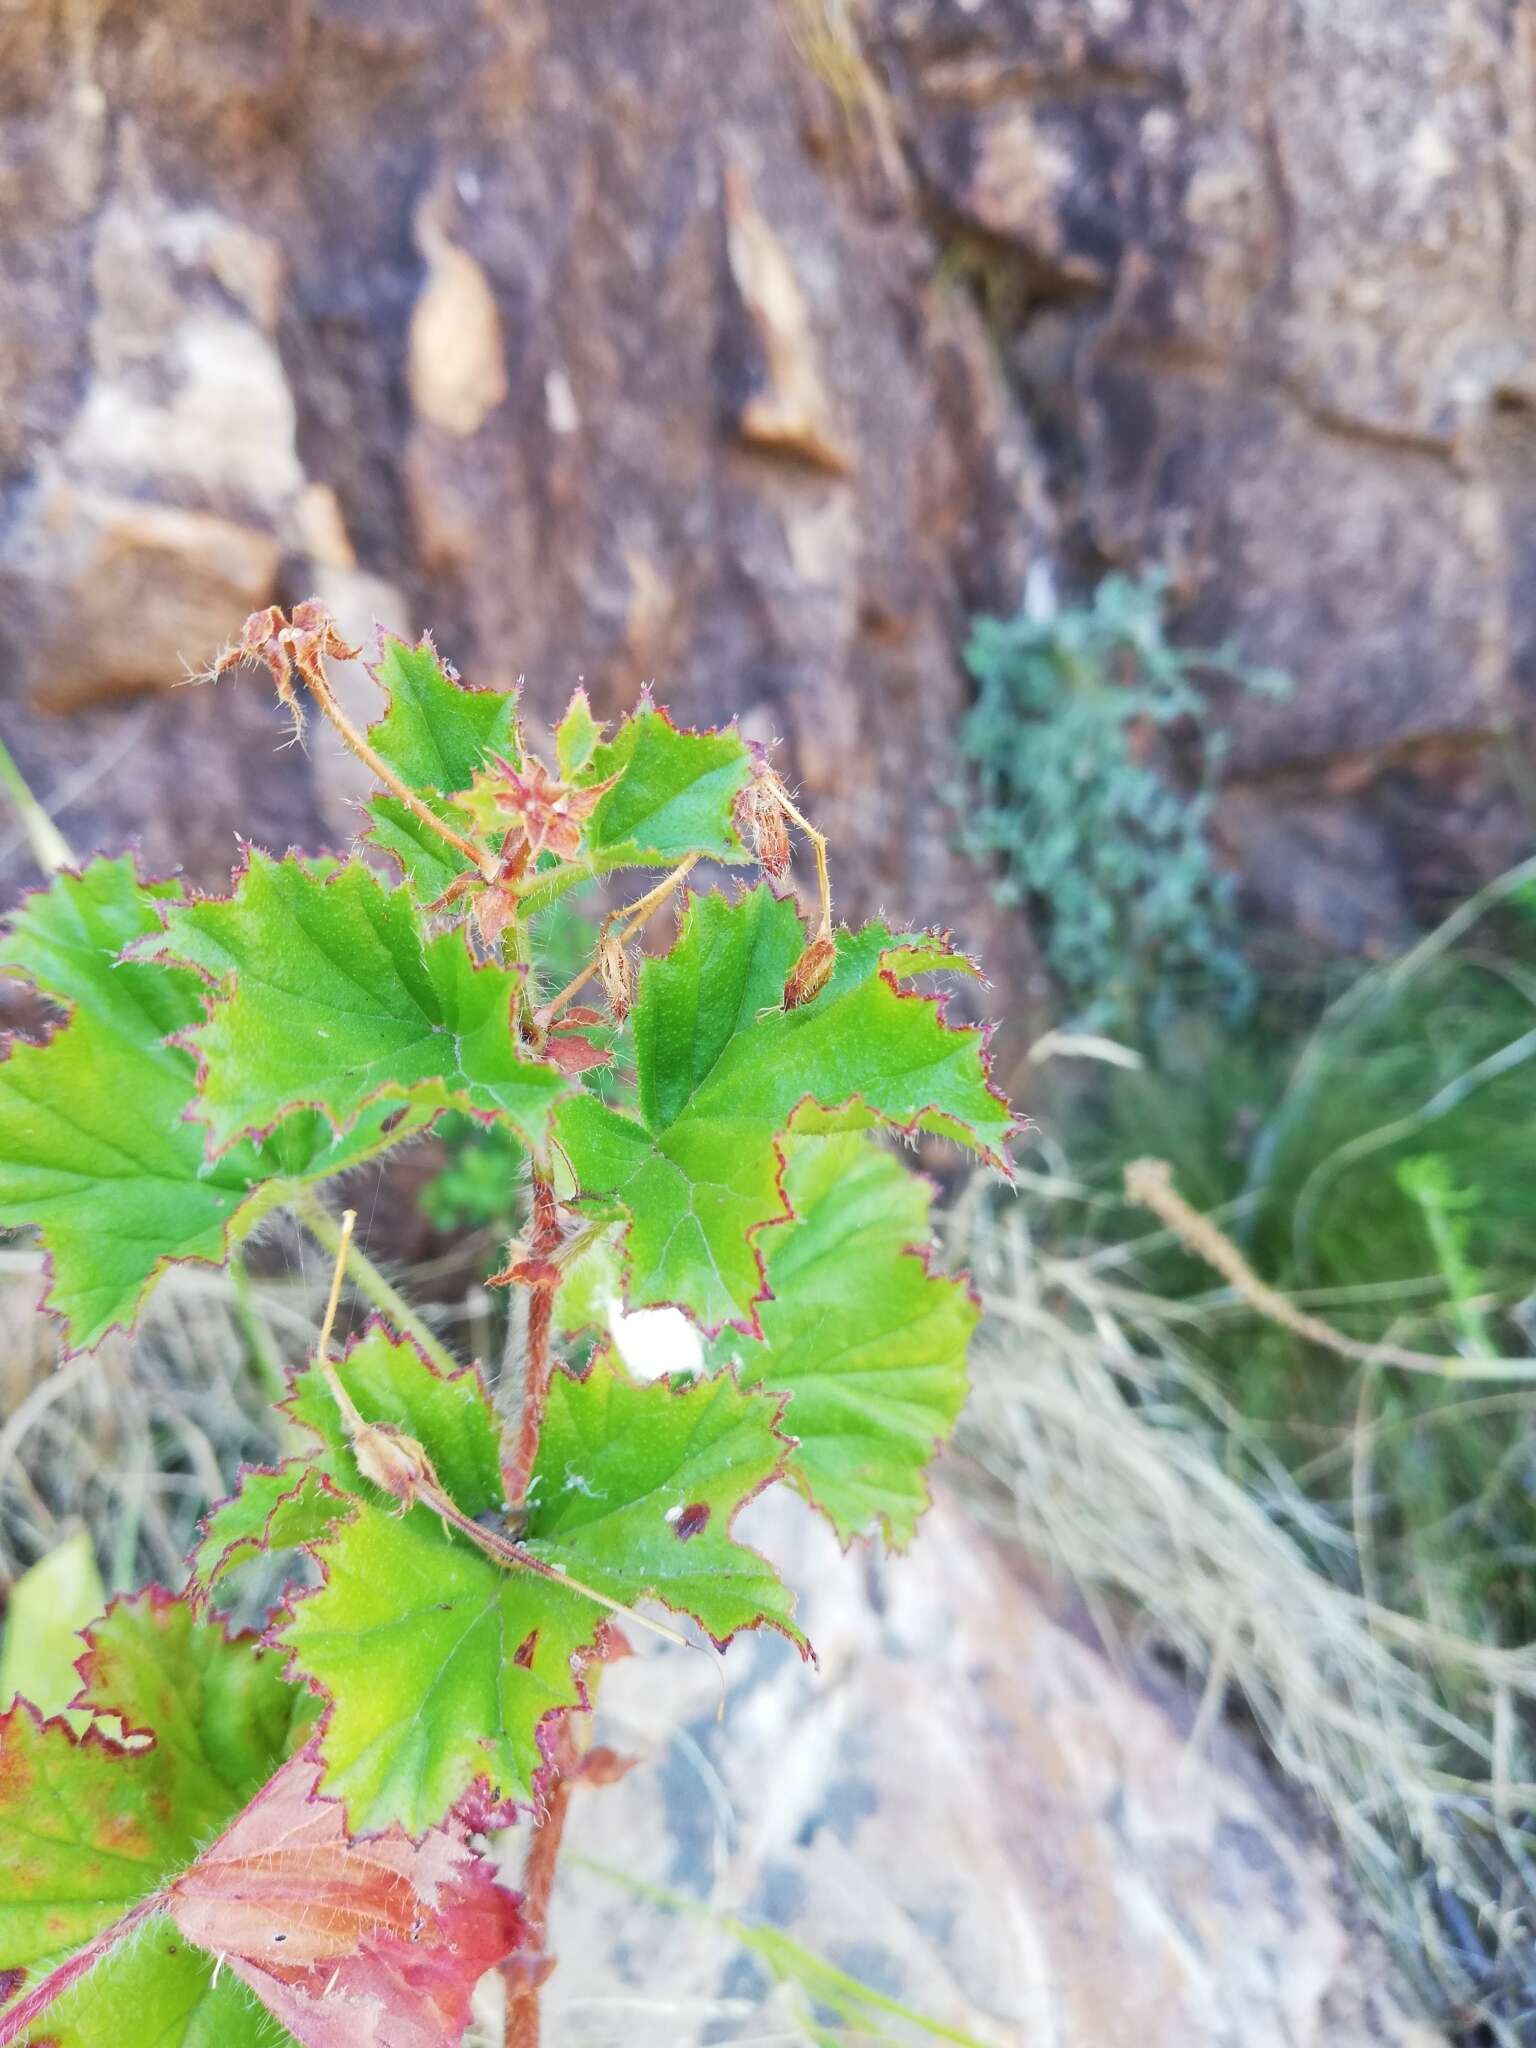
669;1502;710;1541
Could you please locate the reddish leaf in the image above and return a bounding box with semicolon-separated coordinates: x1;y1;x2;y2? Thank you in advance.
543;1021;612;1075
167;1754;523;2048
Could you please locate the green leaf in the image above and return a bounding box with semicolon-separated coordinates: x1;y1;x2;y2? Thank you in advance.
876;935;985;981
1;1922;280;2048
706;1135;976;1547
0;859;411;1351
0;1591;310;2042
368;634;520;793
147;850;568;1154
552;1228;626;1339
555;885;1011;1331
0;857;190;1031
280;1348;799;1834
554;686;603;779
189;1465;348;1601
524;1355;797;1638
274;1502;587;1838
287;1323;505;1514
576;707;752;868
363;634;520;902
190;1325;504;1599
0;1533;104;1724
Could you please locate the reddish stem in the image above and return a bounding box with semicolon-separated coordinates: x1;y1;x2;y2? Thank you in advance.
504;1159;561;1513
503;1758;575;2048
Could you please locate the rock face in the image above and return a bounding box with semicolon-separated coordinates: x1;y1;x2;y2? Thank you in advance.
0;0;1047;1054
0;0;1531;977
875;0;1536;949
546;1492;1442;2046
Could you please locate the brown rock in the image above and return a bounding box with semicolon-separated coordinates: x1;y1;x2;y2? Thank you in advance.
722;164;852;475
3;0;1533;987
9;479;280;711
877;0;1536;926
408;227;510;439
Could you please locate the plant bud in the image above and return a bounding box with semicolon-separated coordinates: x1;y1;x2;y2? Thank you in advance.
598;931;636;1022
782;933;836;1010
352;1421;438;1508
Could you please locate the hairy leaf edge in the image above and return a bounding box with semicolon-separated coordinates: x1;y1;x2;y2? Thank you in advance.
265;1359;812;1840
135;840;560;1163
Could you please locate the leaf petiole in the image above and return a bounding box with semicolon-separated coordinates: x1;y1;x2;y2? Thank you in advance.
769;780;833;938
534;852;699;1030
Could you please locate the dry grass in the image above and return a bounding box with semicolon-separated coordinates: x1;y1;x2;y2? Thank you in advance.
0;1214;482;1602
778;0;906;188
953;1172;1536;2042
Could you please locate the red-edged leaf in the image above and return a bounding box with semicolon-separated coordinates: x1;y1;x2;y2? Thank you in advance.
168;1754;523;2048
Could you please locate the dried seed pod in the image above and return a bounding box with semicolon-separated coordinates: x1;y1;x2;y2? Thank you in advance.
598;930;637;1022
351;1421;438;1508
735;770;792;878
782;932;836;1010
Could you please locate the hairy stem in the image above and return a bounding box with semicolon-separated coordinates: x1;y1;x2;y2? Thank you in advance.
503;1765;575;2048
301;664;497;883
535;853;699;1028
289;1187;462;1380
771;784;832;938
503;1160;562;1508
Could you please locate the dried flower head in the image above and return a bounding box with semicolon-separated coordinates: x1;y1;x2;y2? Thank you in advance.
597;931;637;1022
735;767;792;878
207;601;361;743
477;754;617;866
351;1421;439;1509
782;932;836;1010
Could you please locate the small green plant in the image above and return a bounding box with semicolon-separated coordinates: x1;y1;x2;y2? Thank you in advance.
1033;858;1536;1645
0;603;1011;2046
419;1108;526;1236
958;569;1287;1033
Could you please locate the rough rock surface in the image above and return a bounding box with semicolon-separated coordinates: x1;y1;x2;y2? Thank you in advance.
541;1491;1443;2046
0;0;1048;1066
874;0;1536;948
5;0;1531;1016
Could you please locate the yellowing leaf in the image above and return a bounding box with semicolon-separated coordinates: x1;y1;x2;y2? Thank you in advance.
0;1597;518;2048
0;1591;315;2047
0;1532;104;1727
